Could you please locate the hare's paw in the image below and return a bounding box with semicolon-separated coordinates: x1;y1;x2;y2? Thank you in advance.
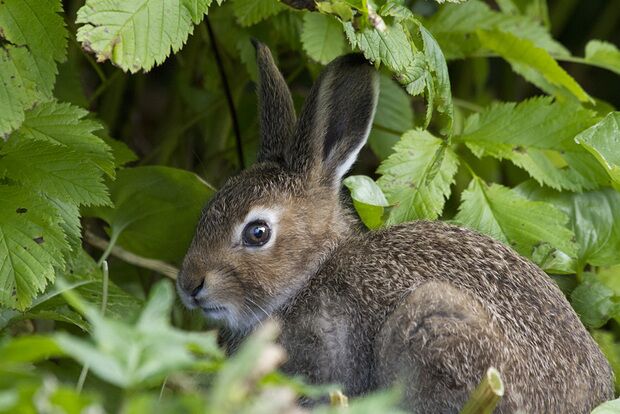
375;281;507;413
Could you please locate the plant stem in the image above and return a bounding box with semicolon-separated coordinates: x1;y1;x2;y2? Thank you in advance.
204;17;245;170
460;367;504;414
86;231;179;279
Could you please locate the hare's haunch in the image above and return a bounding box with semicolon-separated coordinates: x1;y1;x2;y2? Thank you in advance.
177;42;613;413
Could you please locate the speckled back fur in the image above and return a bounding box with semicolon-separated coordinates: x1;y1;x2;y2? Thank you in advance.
177;43;614;413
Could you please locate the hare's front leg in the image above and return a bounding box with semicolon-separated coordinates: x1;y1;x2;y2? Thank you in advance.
375;281;511;413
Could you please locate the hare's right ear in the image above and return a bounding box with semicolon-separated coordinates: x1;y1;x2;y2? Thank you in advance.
253;40;296;164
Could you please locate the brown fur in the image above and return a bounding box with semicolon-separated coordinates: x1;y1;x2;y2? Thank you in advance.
178;44;614;413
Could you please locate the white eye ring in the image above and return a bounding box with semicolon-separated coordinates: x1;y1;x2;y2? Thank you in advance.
234;207;281;249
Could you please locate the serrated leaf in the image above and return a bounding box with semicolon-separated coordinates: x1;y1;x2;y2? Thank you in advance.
476;29;590;103
517;182;620;268
0;47;38;138
426;0;567;60
377;130;459;224
459;97;608;191
0;186;69;309
301;13;346;64
570;277;619;329
454;177;577;263
55;280;221;388
76;0;214;73
232;0;284;27
343;175;388;229
368;75;413;159
575;112;620;190
0;138;111;207
85;166;215;264
585;40;620;75
10;101;114;178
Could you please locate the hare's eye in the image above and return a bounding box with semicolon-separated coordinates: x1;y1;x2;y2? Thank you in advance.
242;220;271;247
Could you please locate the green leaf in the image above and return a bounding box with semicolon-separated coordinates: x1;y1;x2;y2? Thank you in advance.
516;182;620;268
592;330;620;394
459;97;608;191
0;335;64;367
592;398;620;414
426;0;567;60
0;0;68;137
76;0;214;73
454;177;577;264
0;138;111;207
575;112;620;190
585;40;620;75
570;276;619;329
476;29;590;102
232;0;284;27
9;101;114;178
55;280;222;388
85;166;215;264
301;13;346;64
343;175;388;229
377;130;459;224
0;186;68;309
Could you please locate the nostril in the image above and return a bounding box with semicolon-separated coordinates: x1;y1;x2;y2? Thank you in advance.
191;279;205;298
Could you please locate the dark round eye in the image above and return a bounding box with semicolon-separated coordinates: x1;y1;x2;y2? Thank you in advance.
242;220;271;247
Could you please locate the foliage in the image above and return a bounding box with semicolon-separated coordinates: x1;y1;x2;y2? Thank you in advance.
0;0;619;411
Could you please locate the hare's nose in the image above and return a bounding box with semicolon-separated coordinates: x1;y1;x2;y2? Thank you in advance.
190;279;205;298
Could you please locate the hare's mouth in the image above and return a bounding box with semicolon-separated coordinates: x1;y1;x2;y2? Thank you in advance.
200;305;228;319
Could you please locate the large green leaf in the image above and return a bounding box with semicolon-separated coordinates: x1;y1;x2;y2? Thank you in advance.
301;13;346;64
343;175;389;229
0;186;68;309
592;399;620;414
368;75;413;159
85;166;215;264
55;280;221;388
459;97;607;191
76;0;217;73
570;276;620;329
476;29;590;103
584;40;620;75
232;0;284;27
426;0;567;60
454;177;577;267
0;0;68;137
575;112;620;190
377;130;459;224
517;182;620;268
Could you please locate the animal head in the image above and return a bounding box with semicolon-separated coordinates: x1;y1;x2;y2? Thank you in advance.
177;42;379;332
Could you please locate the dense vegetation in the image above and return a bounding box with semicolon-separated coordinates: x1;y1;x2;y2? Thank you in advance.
1;0;619;412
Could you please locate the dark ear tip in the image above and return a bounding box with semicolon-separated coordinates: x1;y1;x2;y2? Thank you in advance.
250;37;263;51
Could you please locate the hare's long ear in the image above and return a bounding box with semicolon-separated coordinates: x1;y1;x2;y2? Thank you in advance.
288;54;379;187
253;40;296;164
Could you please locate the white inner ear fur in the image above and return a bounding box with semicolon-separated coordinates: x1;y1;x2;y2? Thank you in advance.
330;77;380;184
233;206;282;248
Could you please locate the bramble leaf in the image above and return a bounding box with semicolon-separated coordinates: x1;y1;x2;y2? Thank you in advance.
585;40;620;75
76;0;216;73
343;175;389;229
232;0;284;27
301;13;346;64
454;177;577;264
460;97;608;191
377;130;459;224
575;112;620;190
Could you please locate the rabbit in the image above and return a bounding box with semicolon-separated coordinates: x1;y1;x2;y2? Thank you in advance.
177;41;614;413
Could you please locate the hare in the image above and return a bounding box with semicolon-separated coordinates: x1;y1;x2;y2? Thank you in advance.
177;42;614;413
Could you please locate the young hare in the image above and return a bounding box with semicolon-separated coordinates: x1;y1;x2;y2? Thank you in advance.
178;43;613;413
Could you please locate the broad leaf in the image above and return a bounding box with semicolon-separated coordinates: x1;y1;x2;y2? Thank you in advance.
585;40;620;75
55;280;221;388
476;29;590;103
85;166;215;264
377;130;459;224
343;175;389;229
0;186;68;309
592;399;620;414
575;112;620;190
232;0;284;27
454;177;577;266
459;97;608;191
76;0;215;73
368;75;413;159
301;13;346;64
570;276;619;329
517;182;620;268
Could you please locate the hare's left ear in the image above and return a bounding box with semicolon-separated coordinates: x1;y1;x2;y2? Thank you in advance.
287;54;379;188
253;40;296;164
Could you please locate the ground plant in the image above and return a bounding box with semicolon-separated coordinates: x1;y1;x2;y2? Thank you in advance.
0;0;619;412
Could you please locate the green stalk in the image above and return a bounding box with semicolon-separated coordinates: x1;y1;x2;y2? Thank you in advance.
460;367;505;414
